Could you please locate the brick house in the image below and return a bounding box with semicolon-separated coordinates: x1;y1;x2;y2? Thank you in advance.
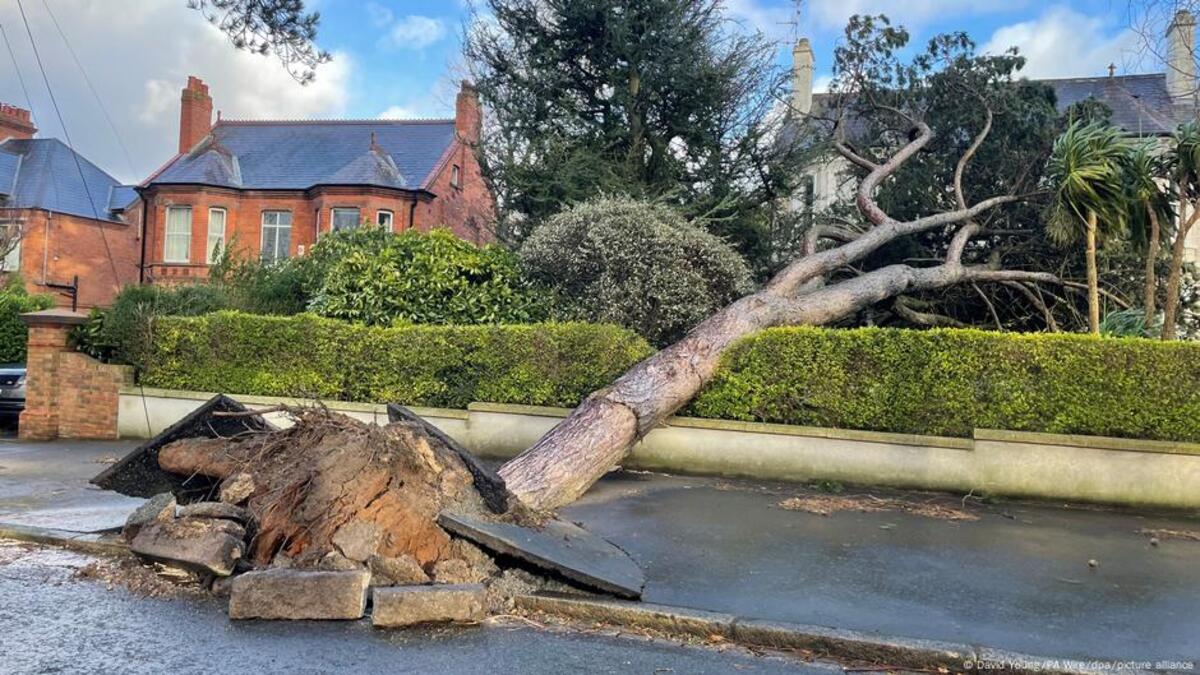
0;104;142;309
139;77;496;283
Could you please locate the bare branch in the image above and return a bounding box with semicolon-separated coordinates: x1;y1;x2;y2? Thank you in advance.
971;282;1003;331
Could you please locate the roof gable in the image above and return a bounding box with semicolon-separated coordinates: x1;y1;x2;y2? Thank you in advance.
149;119;457;191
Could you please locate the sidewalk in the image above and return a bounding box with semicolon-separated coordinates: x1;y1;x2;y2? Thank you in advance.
563;471;1200;663
2;438;1198;663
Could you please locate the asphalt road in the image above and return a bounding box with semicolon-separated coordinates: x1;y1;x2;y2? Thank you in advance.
0;542;833;675
2;438;1198;665
564;471;1200;663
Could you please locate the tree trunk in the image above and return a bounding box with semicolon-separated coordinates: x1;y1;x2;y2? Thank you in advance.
498;260;1056;510
1085;212;1100;336
1161;219;1193;341
1144;205;1160;327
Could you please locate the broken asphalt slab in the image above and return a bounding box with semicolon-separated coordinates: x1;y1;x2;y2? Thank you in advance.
437;511;644;599
91;394;273;499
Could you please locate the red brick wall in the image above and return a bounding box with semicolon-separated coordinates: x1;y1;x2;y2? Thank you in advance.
142;161;497;281
18;318;132;441
2;206;142;309
56;352;133;440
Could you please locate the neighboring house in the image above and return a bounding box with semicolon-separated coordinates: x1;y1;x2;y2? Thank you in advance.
139;77;496;283
0;104;141;309
788;11;1200;260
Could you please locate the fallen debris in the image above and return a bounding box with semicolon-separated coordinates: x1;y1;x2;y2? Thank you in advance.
1139;527;1200;543
438;512;645;598
121;492;176;540
94;401;643;625
130;518;245;576
777;494;979;521
228;569;370;620
371;583;486;627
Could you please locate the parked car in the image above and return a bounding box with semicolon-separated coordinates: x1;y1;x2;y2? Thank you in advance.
0;364;26;415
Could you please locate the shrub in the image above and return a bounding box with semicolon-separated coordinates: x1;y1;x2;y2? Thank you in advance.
520;197;755;345
305;226;548;326
0;277;54;363
690;326;1200;442
140;311;653;409
93;284;230;368
210;243;307;315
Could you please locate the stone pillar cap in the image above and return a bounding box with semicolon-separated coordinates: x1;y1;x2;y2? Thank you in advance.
20;308;89;327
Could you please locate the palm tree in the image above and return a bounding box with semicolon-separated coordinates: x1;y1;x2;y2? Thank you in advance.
1122;142;1174;327
1162;121;1200;340
1046;121;1131;335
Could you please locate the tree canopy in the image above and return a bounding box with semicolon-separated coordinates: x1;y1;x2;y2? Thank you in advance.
464;0;810;257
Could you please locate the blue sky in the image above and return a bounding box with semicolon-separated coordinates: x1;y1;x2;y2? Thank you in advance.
0;1;1165;182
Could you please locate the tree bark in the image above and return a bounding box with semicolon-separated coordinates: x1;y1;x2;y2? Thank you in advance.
1085;211;1100;336
1162;221;1192;341
1144;204;1160;327
498;259;1056;510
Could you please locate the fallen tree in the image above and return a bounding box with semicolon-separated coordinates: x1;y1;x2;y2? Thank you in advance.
498;18;1066;509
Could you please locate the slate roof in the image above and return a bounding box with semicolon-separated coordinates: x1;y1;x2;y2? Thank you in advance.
0;138;134;223
794;72;1196;144
148;119;457;191
1042;73;1192;135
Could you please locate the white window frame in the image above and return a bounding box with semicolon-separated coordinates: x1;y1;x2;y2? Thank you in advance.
206;207;227;263
331;207;361;232
450;164;462;189
376;209;394;231
164;206;192;263
261;210;292;262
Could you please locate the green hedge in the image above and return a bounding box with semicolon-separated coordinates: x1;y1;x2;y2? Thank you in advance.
141;312;652;409
690;327;1200;443
0;284;55;363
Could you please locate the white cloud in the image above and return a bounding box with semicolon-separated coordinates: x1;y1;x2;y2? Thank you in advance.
382;15;448;51
981;7;1138;80
0;0;350;183
377;105;417;119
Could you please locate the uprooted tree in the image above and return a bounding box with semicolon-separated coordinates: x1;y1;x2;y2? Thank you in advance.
496;17;1072;510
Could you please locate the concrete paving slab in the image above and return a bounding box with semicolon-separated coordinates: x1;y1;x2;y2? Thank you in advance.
438;511;644;598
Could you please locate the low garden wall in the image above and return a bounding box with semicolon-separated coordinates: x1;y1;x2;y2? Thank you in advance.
112;315;1200;508
119;388;1200;509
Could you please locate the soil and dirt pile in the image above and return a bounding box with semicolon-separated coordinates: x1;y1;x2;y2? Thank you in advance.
149;408;538;579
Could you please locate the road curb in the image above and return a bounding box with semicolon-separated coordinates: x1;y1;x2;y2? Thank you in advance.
0;521;131;557
514;593;1152;675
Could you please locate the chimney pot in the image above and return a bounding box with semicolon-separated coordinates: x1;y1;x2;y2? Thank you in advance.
0;103;37;140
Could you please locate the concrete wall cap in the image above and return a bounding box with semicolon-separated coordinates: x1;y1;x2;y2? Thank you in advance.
975;428;1200;457
20;308;89;326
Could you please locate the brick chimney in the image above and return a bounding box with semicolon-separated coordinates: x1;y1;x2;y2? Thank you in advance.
0;104;37;140
1167;10;1197;103
178;76;213;154
455;81;481;144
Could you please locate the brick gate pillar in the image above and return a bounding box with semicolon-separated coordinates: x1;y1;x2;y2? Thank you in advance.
18;309;87;440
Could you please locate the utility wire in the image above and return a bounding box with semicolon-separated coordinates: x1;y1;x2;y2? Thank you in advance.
14;0;121;290
16;0;156;440
39;0;136;181
0;22;36;125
